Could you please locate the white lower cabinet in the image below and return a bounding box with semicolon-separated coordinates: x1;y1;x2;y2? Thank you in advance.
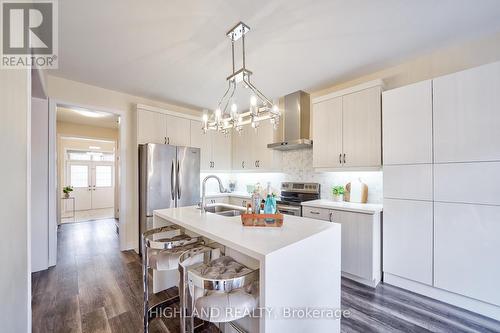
302;206;332;221
383;199;433;285
434;202;500;306
229;197;249;208
302;205;381;287
206;196;229;204
331;210;380;284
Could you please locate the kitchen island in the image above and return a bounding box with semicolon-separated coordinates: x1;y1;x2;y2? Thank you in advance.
153;205;342;333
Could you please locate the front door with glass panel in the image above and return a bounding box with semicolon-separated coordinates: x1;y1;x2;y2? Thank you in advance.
68;162;92;210
67;151;115;211
91;162;114;209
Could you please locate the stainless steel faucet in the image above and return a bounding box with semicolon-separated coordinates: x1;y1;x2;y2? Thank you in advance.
200;175;227;213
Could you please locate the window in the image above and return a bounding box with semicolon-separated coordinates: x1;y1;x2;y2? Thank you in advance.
95;165;113;187
70;165;88;187
67;150;114;162
68;151;91;161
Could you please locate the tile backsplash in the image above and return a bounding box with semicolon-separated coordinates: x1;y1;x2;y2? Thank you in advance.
202;149;383;204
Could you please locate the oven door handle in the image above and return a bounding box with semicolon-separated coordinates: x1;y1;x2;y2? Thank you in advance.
277;205;301;215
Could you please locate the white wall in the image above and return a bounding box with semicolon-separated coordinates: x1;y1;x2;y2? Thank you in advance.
0;69;31;332
312;30;500;98
31;98;49;272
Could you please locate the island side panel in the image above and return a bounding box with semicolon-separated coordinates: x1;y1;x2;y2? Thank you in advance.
261;225;341;333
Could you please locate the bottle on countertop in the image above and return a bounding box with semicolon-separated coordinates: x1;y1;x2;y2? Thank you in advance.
251;191;261;214
264;194;277;214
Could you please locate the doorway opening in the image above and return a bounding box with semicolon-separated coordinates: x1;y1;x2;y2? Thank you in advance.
56;106;120;230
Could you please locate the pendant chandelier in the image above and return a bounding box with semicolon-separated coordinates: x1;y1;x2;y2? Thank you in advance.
202;22;280;134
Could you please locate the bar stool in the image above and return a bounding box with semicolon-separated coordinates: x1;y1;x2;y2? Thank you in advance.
179;247;259;333
142;225;204;333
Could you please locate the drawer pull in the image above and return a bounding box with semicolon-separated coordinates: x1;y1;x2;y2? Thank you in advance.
310;211;320;215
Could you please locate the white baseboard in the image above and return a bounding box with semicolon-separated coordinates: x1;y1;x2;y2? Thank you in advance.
342;272;380;288
384;273;500;321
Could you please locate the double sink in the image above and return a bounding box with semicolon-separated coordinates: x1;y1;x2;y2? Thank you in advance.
202;203;246;217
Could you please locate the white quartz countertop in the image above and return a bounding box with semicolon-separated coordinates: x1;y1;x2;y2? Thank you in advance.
153;206;339;260
301;199;383;214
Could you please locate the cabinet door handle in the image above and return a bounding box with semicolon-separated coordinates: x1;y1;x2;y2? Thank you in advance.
343;153;346;164
164;136;167;144
309;211;320;215
167;137;170;144
339;153;342;164
242;161;245;168
329;212;333;222
257;160;260;167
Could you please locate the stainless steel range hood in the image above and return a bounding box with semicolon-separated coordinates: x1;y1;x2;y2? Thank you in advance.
267;90;312;150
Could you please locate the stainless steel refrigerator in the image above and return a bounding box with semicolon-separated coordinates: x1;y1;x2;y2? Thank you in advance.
138;144;200;254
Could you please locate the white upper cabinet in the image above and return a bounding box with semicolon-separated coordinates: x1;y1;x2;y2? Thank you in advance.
342;87;382;167
211;130;232;171
433;61;500;163
254;120;282;170
232;121;282;171
190;120;231;171
382;80;433;165
383;164;433;201
232;127;253;170
312;97;342;168
190;120;212;170
137;109;190;146
434;162;500;206
312;82;382;170
165;115;190;146
137;110;167;144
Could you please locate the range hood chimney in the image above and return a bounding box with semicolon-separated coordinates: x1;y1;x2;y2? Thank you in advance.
267;91;312;150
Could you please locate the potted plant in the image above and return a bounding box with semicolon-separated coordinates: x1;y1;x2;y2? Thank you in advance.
331;185;345;202
63;186;73;198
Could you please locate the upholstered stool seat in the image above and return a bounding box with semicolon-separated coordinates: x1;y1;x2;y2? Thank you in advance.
180;252;259;332
194;288;258;323
149;239;202;271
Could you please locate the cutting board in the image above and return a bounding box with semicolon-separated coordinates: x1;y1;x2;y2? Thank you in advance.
344;179;368;203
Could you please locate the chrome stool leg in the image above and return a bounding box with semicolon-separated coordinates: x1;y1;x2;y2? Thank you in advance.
142;233;149;333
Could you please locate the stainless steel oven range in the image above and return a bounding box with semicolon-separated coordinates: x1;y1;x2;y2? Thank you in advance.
277;182;320;216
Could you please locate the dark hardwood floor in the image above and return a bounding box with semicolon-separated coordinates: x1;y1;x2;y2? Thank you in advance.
32;219;500;333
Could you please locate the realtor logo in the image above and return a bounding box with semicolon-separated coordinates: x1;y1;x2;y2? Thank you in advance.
1;0;58;68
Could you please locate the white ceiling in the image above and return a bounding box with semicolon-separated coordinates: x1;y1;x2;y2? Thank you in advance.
51;0;500;110
57;107;119;128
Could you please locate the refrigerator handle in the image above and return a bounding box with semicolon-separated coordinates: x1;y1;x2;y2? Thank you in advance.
170;160;175;200
177;160;181;199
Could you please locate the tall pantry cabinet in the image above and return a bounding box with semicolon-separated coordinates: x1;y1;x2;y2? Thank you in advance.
382;61;500;318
